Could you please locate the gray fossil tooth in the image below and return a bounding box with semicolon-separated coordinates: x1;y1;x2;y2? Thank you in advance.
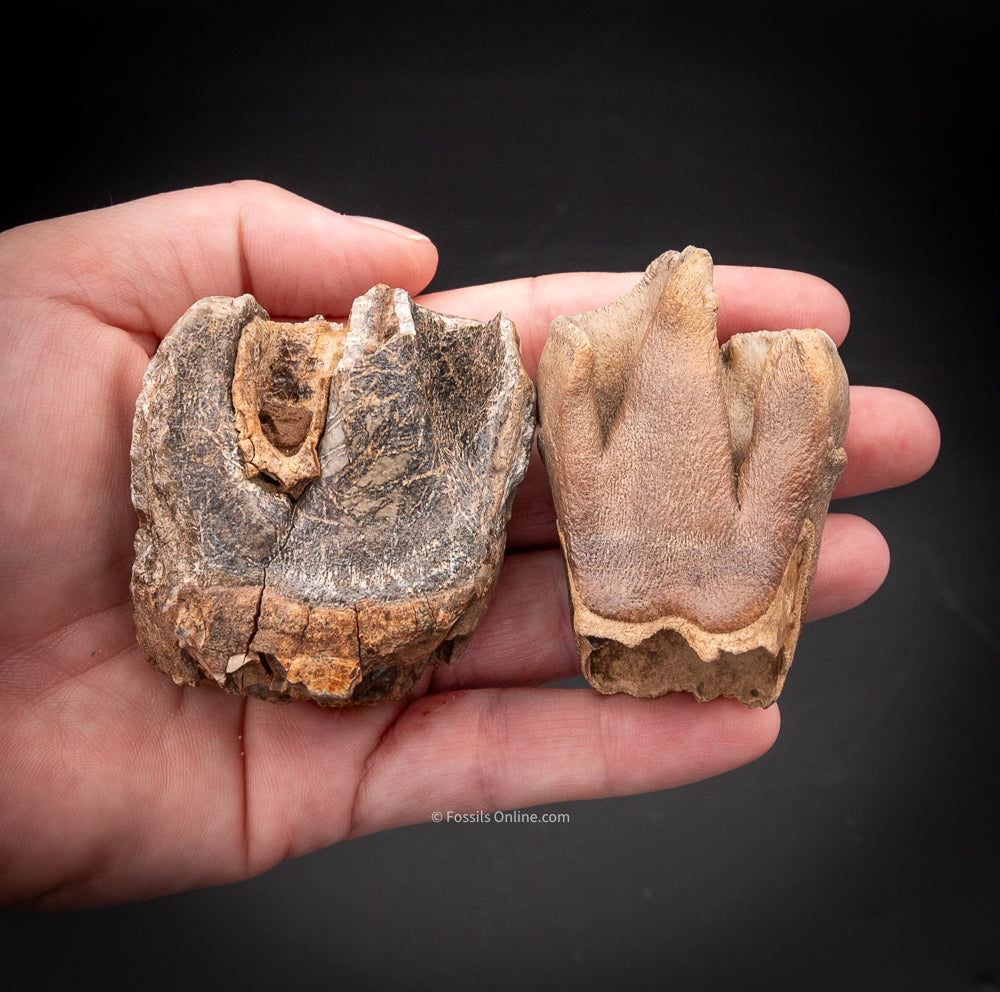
131;286;536;705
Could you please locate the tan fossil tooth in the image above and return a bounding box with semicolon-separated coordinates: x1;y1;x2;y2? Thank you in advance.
536;247;849;707
131;286;535;705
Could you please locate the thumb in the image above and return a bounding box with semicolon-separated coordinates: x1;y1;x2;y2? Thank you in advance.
232;181;439;321
8;180;439;337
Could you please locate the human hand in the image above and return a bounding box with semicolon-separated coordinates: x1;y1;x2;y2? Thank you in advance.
0;182;939;908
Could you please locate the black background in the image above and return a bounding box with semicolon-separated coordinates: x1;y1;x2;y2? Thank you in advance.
3;2;996;989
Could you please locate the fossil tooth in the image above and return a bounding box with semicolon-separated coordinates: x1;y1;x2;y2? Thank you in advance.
536;247;849;707
131;286;535;705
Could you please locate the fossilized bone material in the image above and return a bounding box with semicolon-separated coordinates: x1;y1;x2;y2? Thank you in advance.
536;247;849;707
131;286;535;705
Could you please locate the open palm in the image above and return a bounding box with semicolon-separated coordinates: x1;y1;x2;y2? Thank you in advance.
0;181;939;908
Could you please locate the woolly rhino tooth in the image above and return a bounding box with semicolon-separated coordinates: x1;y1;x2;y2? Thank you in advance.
130;286;536;705
536;247;849;707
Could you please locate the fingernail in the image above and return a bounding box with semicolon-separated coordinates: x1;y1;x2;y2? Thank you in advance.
348;215;431;241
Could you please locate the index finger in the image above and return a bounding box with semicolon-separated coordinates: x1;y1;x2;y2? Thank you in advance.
418;264;851;379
